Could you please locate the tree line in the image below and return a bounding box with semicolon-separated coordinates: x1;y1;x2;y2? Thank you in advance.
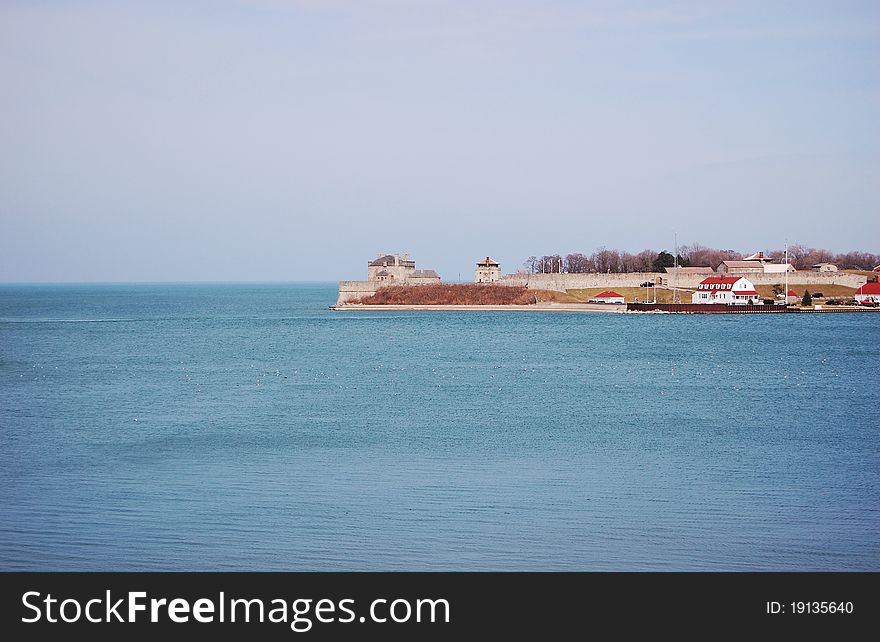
522;244;880;274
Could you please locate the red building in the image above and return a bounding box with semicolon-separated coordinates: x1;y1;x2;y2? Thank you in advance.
589;291;625;304
855;282;880;304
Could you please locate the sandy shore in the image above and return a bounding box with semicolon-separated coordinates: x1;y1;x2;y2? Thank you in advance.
330;303;626;313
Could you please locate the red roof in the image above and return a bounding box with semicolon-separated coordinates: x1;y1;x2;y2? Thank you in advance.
787;289;797;296
476;256;499;266
594;291;623;298
857;282;880;295
697;276;755;293
699;276;740;286
735;290;759;296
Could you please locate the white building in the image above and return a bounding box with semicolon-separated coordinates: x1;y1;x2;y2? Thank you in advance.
589;290;625;304
811;263;838;272
717;252;794;275
474;257;501;283
692;276;762;305
855;282;880;303
762;263;796;274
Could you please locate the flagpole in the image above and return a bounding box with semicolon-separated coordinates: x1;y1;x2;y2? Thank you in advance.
785;241;789;306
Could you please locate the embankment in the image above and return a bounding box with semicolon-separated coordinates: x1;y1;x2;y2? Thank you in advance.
348;284;579;306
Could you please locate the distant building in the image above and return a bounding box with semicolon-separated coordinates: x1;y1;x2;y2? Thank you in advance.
717;259;794;275
716;261;763;274
368;254;416;282
812;263;838;272
786;289;799;305
692;276;761;305
716;251;795;274
589;290;625;304
760;263;796;274
873;265;880;273
367;254;440;284
407;269;441;284
855;282;880;304
474;257;501;283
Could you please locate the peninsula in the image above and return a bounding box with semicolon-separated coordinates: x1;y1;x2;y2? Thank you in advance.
332;252;880;313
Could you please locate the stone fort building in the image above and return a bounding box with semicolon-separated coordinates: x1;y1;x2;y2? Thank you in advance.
474;257;501;283
336;254;440;305
367;254;440;284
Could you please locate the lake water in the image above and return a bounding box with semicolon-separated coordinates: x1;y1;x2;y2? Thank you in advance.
1;283;877;570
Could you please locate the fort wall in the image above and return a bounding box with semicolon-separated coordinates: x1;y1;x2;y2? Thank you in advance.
337;281;381;305
498;271;866;292
336;279;441;305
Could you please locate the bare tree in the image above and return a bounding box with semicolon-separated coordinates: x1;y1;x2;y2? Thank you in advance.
538;254;563;273
806;248;835;265
564;253;593;273
786;243;810;269
765;244;879;271
621;250;654;272
522;244;878;274
591;247;622;273
834;251;880;270
679;243;711;267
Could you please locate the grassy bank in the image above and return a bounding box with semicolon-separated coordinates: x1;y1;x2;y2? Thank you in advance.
754;284;857;300
356;283;860;306
567;284;858;303
566;287;693;304
842;269;877;279
356;284;581;305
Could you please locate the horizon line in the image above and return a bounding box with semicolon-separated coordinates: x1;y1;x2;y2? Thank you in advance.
0;279;343;286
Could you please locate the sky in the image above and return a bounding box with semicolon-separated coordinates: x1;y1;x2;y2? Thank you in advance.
1;0;878;282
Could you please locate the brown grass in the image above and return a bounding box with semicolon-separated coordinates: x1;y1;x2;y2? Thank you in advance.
355;284;580;305
566;287;695;304
843;269;878;281
753;284;857;300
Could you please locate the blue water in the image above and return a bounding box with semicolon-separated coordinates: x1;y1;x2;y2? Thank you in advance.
1;283;878;570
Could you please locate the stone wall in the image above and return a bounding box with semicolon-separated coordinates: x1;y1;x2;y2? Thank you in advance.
499;271;866;292
336;281;381;305
498;272;664;290
335;278;440;305
733;272;865;288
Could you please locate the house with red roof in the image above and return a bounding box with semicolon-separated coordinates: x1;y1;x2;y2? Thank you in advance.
855;282;880;304
589;290;625;304
692;276;761;305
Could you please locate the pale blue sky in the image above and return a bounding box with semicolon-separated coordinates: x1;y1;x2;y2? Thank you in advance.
1;0;878;281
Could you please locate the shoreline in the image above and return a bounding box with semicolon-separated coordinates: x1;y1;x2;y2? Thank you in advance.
331;303;880;314
330;303;626;313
